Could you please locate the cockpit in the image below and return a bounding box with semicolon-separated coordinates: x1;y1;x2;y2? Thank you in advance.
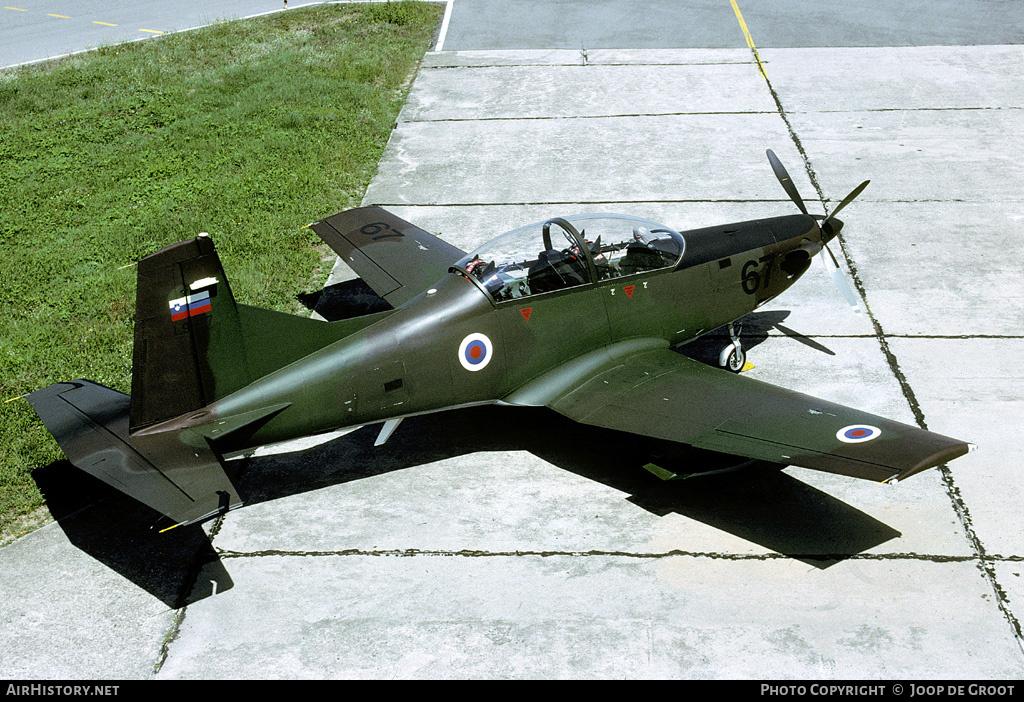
453;214;685;302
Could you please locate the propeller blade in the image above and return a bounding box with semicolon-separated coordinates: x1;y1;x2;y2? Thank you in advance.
765;147;868;315
766;149;808;215
819;245;863;315
822;179;870;226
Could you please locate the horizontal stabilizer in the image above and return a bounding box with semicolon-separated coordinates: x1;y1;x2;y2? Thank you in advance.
310;206;466;307
28;380;243;527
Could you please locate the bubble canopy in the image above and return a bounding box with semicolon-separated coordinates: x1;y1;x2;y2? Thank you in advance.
453;214;685;303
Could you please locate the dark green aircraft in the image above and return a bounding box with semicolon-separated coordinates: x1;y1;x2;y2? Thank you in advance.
27;151;970;529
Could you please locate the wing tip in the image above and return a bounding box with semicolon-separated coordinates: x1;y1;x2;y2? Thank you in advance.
895;440;972;482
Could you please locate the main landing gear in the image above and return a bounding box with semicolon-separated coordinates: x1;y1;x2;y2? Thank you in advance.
718;322;749;373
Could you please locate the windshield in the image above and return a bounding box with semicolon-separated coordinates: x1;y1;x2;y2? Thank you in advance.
455;214;685;302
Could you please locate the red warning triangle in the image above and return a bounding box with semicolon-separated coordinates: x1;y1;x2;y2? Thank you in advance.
623;285;635;299
520;307;533;322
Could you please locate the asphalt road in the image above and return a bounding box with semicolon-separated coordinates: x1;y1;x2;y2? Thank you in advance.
2;0;1023;681
439;0;1024;49
0;0;285;67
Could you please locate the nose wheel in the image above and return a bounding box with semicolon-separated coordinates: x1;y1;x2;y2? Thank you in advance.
718;323;750;373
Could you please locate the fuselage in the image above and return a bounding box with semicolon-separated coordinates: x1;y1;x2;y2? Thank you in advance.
208;212;832;452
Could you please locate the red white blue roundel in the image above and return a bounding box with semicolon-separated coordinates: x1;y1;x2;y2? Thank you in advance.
458;333;493;372
837;425;882;443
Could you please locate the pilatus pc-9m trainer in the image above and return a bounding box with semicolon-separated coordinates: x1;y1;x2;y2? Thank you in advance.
28;151;970;529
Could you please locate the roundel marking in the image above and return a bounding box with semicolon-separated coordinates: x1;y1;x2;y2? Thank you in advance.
458;333;493;372
837;424;882;443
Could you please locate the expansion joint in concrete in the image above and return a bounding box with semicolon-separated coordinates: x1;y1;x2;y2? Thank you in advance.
406;111;776;123
212;547;1024;566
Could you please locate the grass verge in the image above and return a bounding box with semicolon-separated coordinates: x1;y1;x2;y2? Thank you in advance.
0;1;442;544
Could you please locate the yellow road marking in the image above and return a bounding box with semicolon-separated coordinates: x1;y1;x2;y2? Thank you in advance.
139;28;164;34
47;13;70;18
4;6;28;10
92;21;117;27
728;0;767;79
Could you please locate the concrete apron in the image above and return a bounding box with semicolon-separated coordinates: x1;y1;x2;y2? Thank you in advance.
3;45;1022;679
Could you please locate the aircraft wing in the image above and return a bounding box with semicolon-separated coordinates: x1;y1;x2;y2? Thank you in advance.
310;206;467;307
506;343;969;482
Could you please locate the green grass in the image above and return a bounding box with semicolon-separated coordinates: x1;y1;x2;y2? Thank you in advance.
0;1;442;543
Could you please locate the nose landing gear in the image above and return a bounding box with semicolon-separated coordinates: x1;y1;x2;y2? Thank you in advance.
718;322;753;373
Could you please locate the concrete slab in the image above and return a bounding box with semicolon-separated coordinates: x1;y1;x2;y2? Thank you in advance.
890;337;1024;559
363;114;816;206
749;49;1019;341
408;56;776;121
0;525;176;679
422;48;758;68
759;46;1024;112
839;202;1023;336
786;108;1024;204
155;554;1019;679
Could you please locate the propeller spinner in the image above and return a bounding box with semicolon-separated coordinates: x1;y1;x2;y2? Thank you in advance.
766;149;869;315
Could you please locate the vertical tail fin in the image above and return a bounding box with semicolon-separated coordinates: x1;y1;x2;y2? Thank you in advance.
130;234;249;432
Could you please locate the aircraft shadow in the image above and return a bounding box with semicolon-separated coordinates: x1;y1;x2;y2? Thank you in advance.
32;389;896;608
235;404;899;570
32;460;232;609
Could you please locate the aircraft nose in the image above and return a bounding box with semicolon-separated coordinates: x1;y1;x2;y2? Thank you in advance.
821;216;843;244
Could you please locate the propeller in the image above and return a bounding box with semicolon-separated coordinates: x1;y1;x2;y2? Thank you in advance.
766;149;869;315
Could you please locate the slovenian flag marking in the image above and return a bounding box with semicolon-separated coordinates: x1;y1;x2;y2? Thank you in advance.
169;290;212;321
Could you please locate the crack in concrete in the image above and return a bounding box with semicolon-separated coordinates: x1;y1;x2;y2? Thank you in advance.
152;513;228;675
153;608;187;675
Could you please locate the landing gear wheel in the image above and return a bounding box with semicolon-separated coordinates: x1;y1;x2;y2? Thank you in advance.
723;344;746;373
718;322;746;373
